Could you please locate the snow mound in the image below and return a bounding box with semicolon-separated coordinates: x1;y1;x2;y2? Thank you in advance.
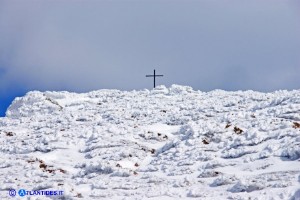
1;85;300;199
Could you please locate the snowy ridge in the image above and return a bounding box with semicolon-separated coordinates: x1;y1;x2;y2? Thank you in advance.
0;85;300;199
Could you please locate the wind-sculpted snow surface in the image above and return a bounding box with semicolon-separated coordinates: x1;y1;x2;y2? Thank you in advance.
1;85;300;199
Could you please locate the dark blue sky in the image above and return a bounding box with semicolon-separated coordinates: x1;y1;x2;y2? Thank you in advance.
1;0;300;117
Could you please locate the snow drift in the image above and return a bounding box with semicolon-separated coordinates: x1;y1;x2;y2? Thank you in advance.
0;85;300;199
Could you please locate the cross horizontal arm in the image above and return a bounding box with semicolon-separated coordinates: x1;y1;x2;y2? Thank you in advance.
145;75;163;77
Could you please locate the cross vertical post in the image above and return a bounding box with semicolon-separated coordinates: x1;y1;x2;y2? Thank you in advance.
154;69;156;88
146;69;163;88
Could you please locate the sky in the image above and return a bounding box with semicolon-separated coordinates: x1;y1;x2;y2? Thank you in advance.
0;0;300;116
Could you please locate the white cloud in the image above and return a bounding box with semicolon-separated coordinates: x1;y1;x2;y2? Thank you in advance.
0;0;300;93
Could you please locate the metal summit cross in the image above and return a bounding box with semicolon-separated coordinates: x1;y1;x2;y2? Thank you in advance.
146;69;163;88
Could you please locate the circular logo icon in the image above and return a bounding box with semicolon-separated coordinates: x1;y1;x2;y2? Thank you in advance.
18;189;26;197
9;189;16;197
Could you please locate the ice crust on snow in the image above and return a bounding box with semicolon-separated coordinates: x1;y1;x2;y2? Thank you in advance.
0;84;300;199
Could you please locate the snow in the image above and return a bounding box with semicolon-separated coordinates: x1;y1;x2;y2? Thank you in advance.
0;84;300;199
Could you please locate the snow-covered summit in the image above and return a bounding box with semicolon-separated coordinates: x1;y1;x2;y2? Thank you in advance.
1;85;300;199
